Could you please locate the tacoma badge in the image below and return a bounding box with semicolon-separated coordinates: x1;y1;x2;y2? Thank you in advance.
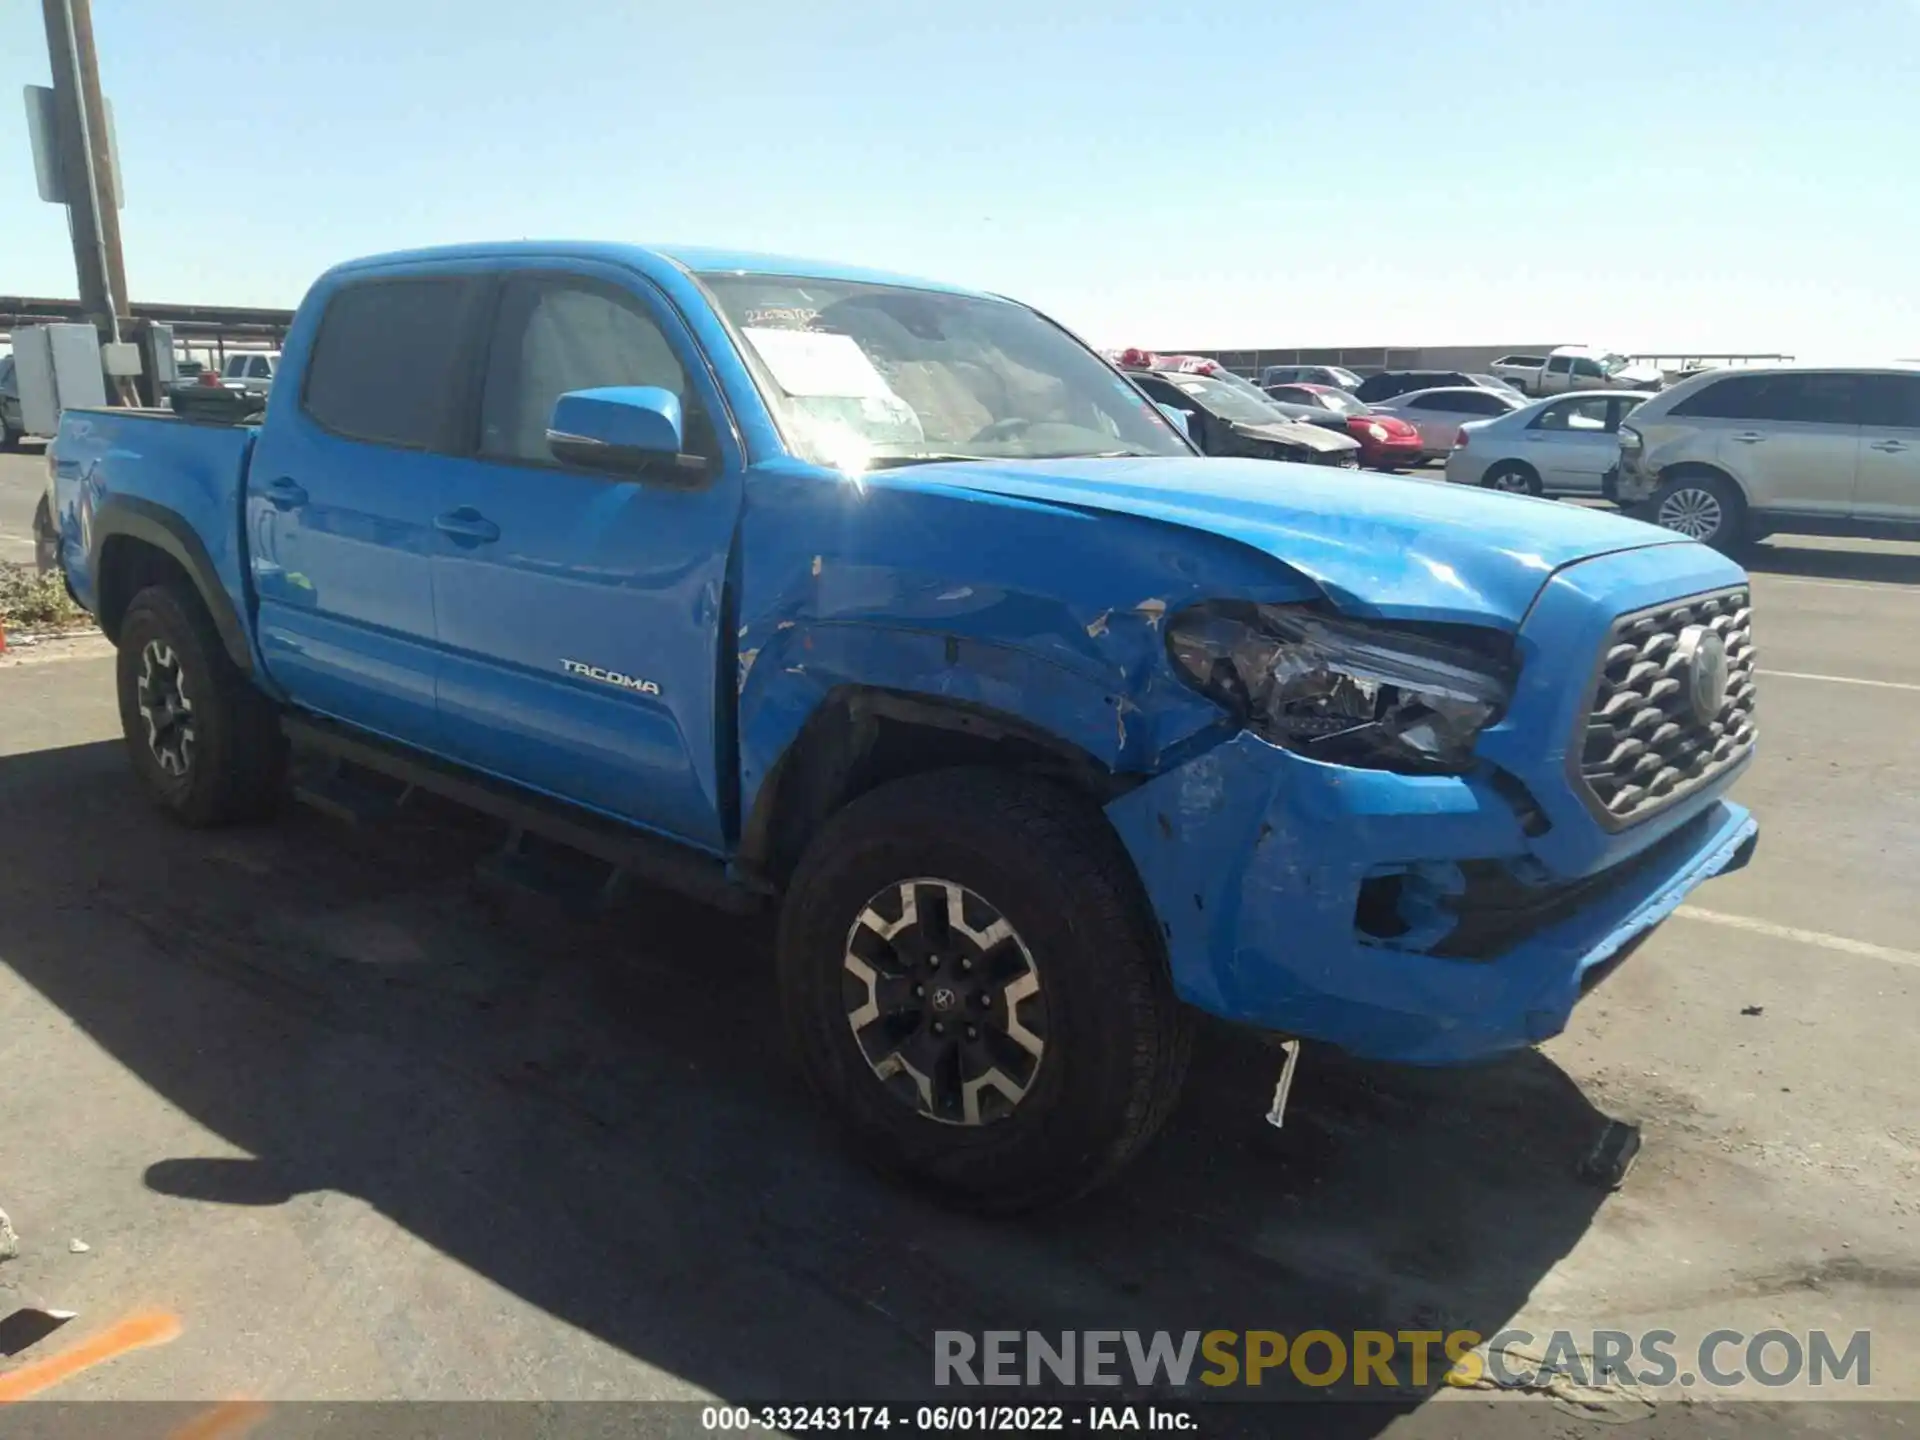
560;659;661;696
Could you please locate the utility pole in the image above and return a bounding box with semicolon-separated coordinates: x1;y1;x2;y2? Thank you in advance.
40;0;127;342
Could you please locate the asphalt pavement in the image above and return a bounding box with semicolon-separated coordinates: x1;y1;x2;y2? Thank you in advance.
1;447;1917;1435
0;440;47;568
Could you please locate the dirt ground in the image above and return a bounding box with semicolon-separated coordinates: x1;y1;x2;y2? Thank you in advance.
2;449;1918;1435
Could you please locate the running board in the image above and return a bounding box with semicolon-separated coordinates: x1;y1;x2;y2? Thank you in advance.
281;715;765;915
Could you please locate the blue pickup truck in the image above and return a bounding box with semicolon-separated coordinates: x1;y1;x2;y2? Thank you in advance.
47;242;1758;1210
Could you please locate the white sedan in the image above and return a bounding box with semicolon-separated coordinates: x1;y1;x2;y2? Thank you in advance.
1368;386;1522;461
1444;391;1656;497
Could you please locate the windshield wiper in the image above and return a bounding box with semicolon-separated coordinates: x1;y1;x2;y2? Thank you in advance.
862;453;993;469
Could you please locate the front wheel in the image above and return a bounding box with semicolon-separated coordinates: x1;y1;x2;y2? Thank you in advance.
1648;472;1746;553
115;584;287;826
778;769;1191;1213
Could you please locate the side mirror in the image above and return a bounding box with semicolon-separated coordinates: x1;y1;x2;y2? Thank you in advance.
1155;402;1193;439
546;386;702;478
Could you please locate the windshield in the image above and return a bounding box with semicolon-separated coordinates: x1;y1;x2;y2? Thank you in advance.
1162;374;1292;425
1601;353;1636;375
1314;388;1368;416
1209;369;1294;408
1327;367;1361;388
700;275;1191;469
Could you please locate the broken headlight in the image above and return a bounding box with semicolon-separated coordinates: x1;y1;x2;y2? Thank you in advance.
1167;604;1516;772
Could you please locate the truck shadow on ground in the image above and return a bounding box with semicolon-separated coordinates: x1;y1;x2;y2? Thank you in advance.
0;740;1622;1428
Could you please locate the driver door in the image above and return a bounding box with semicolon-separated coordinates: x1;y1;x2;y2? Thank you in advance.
429;266;745;849
1529;394;1617;493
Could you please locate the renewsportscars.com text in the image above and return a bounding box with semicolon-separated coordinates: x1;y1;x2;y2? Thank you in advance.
934;1328;1871;1391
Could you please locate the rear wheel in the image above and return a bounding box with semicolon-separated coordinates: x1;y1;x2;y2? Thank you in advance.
778;768;1191;1213
115;584;287;826
1482;461;1542;496
1648;471;1746;553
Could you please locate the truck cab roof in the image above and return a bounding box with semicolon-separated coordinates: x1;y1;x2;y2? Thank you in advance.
325;241;993;300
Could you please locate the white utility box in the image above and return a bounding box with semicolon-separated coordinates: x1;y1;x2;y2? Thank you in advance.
12;323;107;438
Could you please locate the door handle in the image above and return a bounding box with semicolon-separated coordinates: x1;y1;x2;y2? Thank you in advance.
1730;431;1766;444
1869;439;1911;453
434;507;501;545
263;477;308;510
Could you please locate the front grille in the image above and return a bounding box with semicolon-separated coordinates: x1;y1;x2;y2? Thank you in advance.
1576;586;1756;827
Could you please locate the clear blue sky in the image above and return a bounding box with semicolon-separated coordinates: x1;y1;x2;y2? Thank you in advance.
4;0;1917;355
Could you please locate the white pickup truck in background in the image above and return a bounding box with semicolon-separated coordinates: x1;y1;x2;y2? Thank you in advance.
1511;346;1663;397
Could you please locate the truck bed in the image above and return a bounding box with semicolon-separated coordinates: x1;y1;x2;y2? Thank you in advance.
51;406;258;640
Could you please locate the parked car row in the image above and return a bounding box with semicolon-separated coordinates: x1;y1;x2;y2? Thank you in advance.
1443;364;1920;552
1256;348;1658;405
1220;347;1920;553
1108;351;1364;468
1258;384;1424;468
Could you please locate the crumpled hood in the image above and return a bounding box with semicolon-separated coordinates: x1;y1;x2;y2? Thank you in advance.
1228;418;1353;454
876;456;1692;627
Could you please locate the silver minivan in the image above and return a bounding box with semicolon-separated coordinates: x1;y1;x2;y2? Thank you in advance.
1614;364;1920;551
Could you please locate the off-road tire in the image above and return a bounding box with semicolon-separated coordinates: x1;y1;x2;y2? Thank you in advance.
778;768;1191;1213
115;584;286;826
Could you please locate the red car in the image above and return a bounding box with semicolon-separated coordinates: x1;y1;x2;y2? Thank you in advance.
1261;382;1424;470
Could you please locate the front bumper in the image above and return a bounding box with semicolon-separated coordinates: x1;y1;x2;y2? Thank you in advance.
1107;739;1756;1064
1359;435;1424;468
1613;450;1658;505
1104;539;1758;1065
1442;450;1493;487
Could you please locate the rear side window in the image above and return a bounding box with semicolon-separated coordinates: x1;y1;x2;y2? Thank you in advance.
303;278;477;449
1545;355;1573;374
1458;391;1511;415
1767;374;1860;425
1669;375;1765;420
1670;372;1859;425
1857;374;1920;429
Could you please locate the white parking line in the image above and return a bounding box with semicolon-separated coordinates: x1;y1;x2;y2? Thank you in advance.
1758;669;1920;692
1753;575;1917;595
1676;907;1920;970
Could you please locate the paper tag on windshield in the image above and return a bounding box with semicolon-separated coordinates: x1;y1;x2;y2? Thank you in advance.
742;327;894;399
